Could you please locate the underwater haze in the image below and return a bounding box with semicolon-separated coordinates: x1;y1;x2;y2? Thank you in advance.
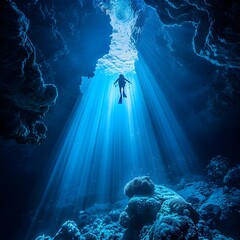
0;0;240;240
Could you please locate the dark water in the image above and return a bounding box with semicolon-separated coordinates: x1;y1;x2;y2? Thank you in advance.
1;1;240;240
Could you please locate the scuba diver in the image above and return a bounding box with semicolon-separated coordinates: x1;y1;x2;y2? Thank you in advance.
114;74;132;104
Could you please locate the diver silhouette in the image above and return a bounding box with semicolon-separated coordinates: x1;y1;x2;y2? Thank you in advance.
114;74;132;104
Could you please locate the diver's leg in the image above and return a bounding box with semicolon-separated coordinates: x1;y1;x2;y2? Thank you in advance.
123;87;127;98
120;87;123;95
118;95;122;104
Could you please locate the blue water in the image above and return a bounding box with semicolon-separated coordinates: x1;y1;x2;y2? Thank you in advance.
29;63;198;236
27;2;202;238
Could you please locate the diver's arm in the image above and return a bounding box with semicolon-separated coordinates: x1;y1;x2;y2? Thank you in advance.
114;79;119;84
125;78;132;84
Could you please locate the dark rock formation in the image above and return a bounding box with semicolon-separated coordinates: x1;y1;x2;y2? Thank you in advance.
53;220;82;240
0;0;111;144
224;164;240;189
176;165;240;239
34;176;236;240
120;176;199;239
119;196;161;229
0;2;111;239
144;0;240;69
198;187;240;239
206;155;230;184
0;1;58;144
208;68;240;117
144;0;240;117
35;235;52;240
140;215;198;240
15;0;68;62
109;209;122;222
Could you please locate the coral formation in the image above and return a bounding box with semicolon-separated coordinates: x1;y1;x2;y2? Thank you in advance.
123;176;155;198
224;165;240;189
176;156;240;235
177;156;240;239
206;155;230;183
140;215;198;240
120;196;161;229
53;220;82;240
109;209;122;222
35;173;237;240
120;177;200;239
35;235;52;240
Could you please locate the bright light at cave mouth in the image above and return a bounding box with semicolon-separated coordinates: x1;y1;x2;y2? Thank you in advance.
97;0;139;74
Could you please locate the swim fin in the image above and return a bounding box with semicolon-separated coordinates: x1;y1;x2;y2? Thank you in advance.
118;95;122;104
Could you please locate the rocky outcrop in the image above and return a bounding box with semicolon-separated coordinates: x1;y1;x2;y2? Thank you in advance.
206;155;230;184
144;0;240;117
0;1;58;144
34;175;236;240
0;0;111;144
120;177;199;239
144;0;240;69
176;157;240;239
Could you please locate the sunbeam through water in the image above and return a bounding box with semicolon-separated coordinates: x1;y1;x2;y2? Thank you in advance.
28;1;199;238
